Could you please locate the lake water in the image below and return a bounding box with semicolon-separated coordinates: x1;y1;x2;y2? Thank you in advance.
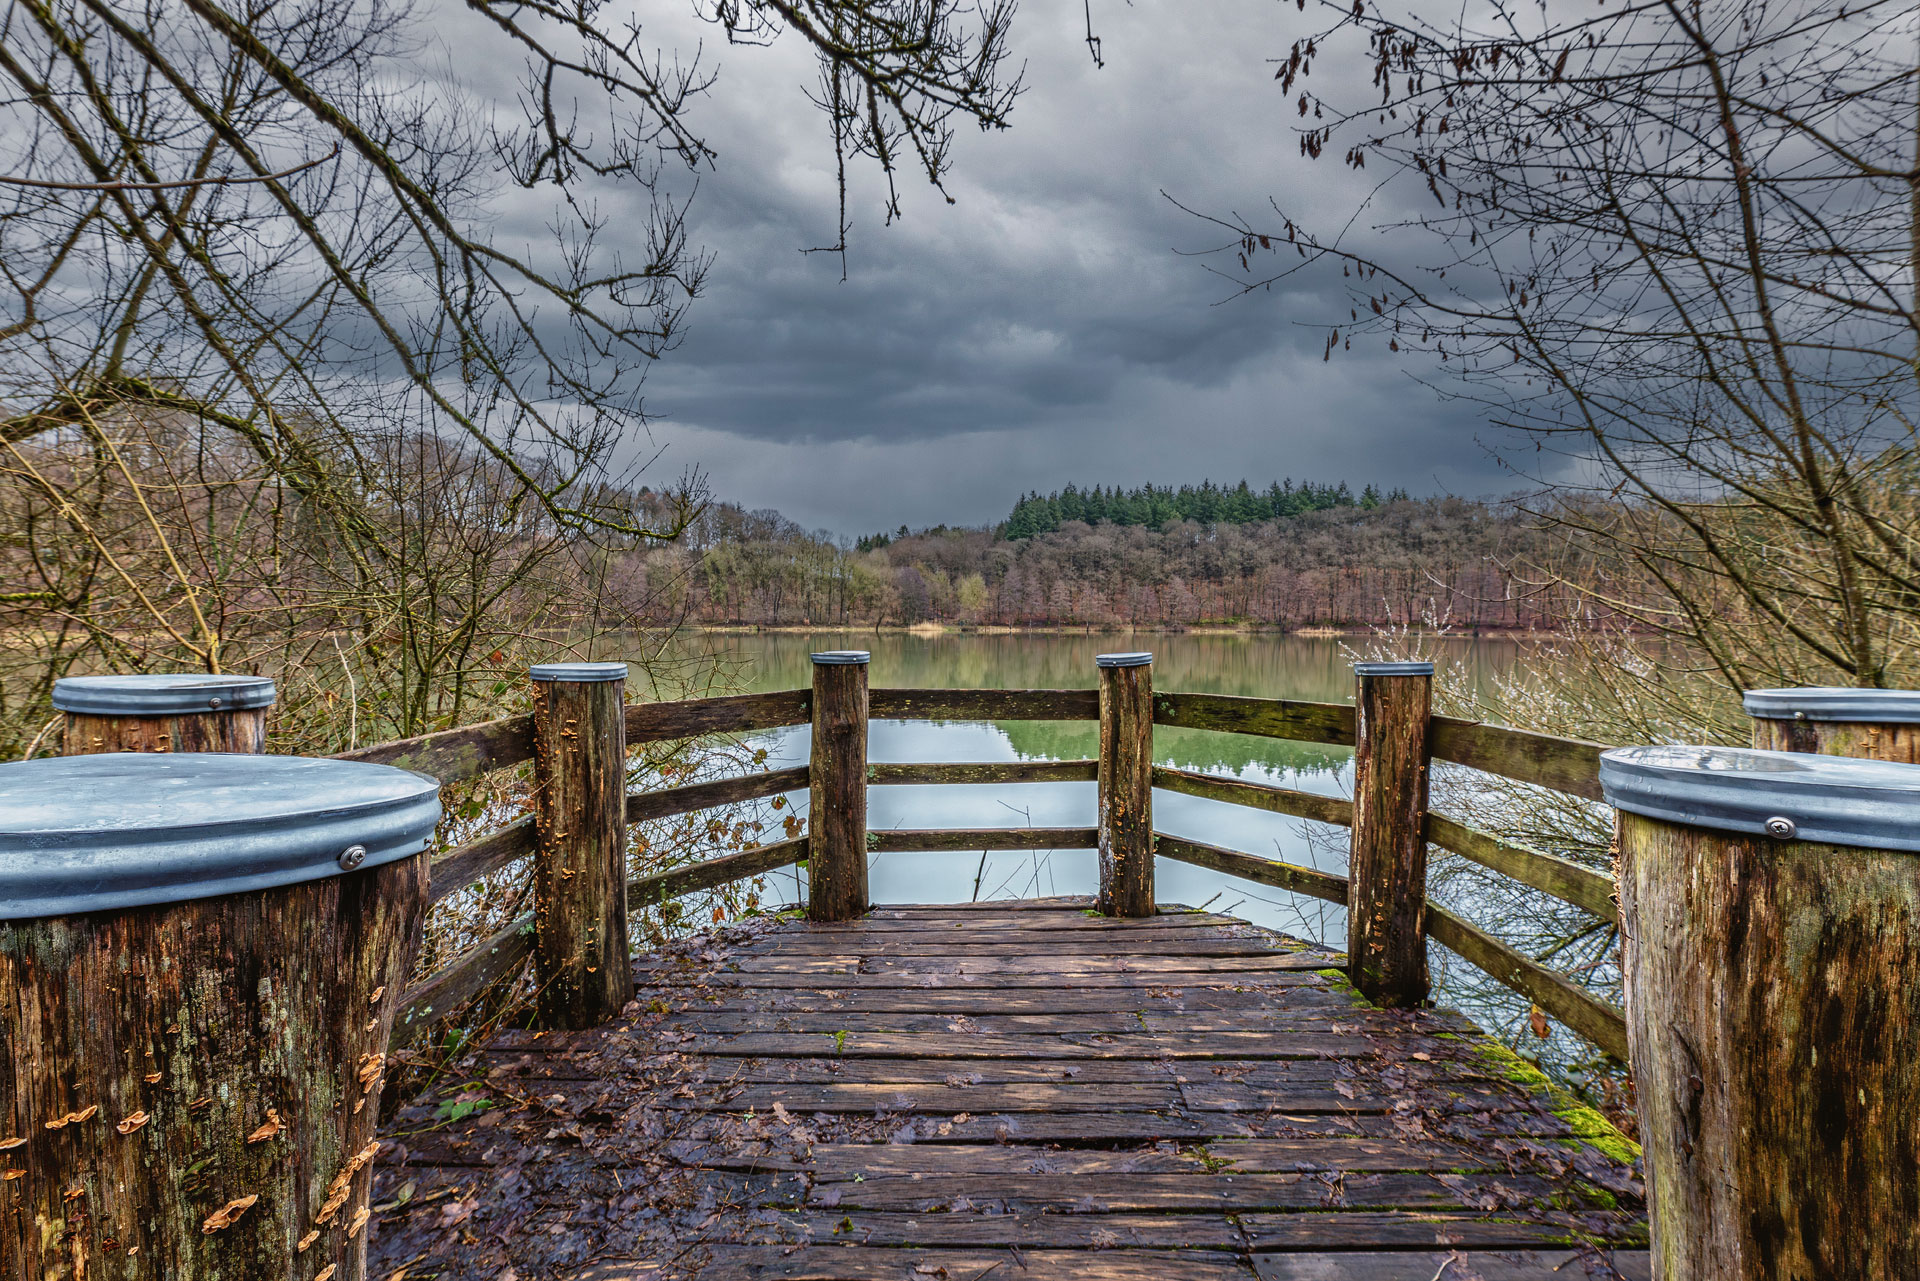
669;630;1524;952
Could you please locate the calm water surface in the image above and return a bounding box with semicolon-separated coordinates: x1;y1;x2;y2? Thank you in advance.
666;631;1521;949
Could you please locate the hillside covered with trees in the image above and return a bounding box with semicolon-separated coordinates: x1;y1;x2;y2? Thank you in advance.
635;480;1578;630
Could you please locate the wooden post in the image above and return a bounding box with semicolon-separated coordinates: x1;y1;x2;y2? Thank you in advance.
808;651;870;922
1096;652;1155;917
530;662;633;1028
0;753;437;1281
1747;686;1920;761
1604;744;1920;1279
1347;660;1433;1008
55;673;275;755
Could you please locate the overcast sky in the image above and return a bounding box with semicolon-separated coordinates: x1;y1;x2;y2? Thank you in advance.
608;2;1508;537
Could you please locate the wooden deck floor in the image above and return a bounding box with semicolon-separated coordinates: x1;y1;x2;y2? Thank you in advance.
370;897;1648;1280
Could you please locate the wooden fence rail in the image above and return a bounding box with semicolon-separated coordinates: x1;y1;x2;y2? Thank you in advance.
368;660;1628;1061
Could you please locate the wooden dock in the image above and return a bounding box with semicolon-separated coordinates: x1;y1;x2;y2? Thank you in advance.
370;897;1648;1280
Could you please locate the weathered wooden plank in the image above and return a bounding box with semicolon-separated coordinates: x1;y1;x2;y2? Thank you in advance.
706;951;1338;976
802;1137;1495;1177
807;1171;1578;1213
626;765;809;823
1154;834;1350;905
653;1007;1460;1035
1153;765;1354;826
786;910;1244;931
624;689;811;744
866;895;1094;912
726;1210;1249;1250
663;1248;1252;1281
1424;902;1628;1061
627;984;1344;1014
1153;691;1356;745
336;712;534;785
867;687;1100;721
1240;1213;1645;1250
1426;811;1618;921
631;966;1338;990
1429;715;1607;802
1254;1252;1651;1281
626;837;807;908
669;1081;1186;1112
664;1029;1454;1060
867;827;1100;852
866;759;1099;784
735;932;1304;956
392;911;532;1039
427;816;534;906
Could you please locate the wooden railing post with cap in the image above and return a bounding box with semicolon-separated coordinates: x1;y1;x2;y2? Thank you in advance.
529;661;633;1028
1096;651;1155;917
1347;660;1433;1007
808;651;870;922
53;673;276;755
1747;686;1920;762
1603;744;1920;1278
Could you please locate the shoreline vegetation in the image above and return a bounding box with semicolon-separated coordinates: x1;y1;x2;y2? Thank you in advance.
689;621;1563;639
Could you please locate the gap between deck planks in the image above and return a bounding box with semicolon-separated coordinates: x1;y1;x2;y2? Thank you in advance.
371;896;1647;1281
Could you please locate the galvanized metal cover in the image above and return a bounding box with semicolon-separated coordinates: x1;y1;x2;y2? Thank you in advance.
53;673;277;716
0;753;441;921
1354;661;1435;677
1095;652;1153;668
1743;687;1920;724
811;651;870;665
1600;744;1920;851
529;662;627;682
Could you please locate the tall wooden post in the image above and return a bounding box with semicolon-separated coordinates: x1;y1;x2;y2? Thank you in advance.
1603;744;1920;1279
0;753;437;1281
1096;652;1155;918
1347;660;1433;1008
808;651;870;922
55;673;275;755
1747;686;1920;761
530;662;633;1028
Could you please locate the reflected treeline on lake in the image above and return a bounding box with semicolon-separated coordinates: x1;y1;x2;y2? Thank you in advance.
996;719;1352;779
680;629;1521;701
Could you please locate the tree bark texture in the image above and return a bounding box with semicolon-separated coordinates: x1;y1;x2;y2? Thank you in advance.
61;708;269;756
1617;810;1920;1279
1347;670;1432;1007
0;855;427;1281
807;661;869;922
530;675;633;1029
1751;717;1920;762
1097;662;1155;918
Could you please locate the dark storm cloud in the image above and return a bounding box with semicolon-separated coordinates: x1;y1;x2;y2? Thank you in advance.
549;2;1510;533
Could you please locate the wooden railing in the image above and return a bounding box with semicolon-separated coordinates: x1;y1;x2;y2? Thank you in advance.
361;658;1623;1059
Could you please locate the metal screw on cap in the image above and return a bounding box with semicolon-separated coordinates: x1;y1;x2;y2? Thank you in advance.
338;843;368;870
1764;816;1797;840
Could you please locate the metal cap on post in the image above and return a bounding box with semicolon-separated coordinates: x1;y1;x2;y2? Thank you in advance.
809;651;871;921
1096;651;1154;917
1745;686;1920;760
529;660;633;1029
1348;659;1434;1008
0;752;436;1277
54;672;277;755
1602;744;1920;1273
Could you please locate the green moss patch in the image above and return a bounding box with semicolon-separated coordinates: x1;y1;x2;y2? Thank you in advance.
1472;1040;1640;1165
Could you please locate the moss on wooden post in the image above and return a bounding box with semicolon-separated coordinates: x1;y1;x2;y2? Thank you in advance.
1604;744;1920;1279
1347;660;1433;1008
1096;652;1154;918
55;673;275;755
808;652;870;922
530;662;634;1028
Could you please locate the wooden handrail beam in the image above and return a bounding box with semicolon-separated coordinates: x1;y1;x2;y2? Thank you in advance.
626;689;811;744
869;827;1099;852
1425;812;1618;922
428;818;536;907
1424;902;1628;1061
869;688;1099;721
1151;692;1356;745
336;713;535;786
1430;717;1606;802
867;760;1098;784
1152;833;1348;905
627;837;809;907
1151;765;1354;827
626;765;810;823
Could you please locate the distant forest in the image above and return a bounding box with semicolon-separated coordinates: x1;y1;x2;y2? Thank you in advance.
628;480;1587;631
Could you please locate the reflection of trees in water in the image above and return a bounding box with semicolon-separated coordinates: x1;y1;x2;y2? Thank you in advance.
996;720;1349;780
